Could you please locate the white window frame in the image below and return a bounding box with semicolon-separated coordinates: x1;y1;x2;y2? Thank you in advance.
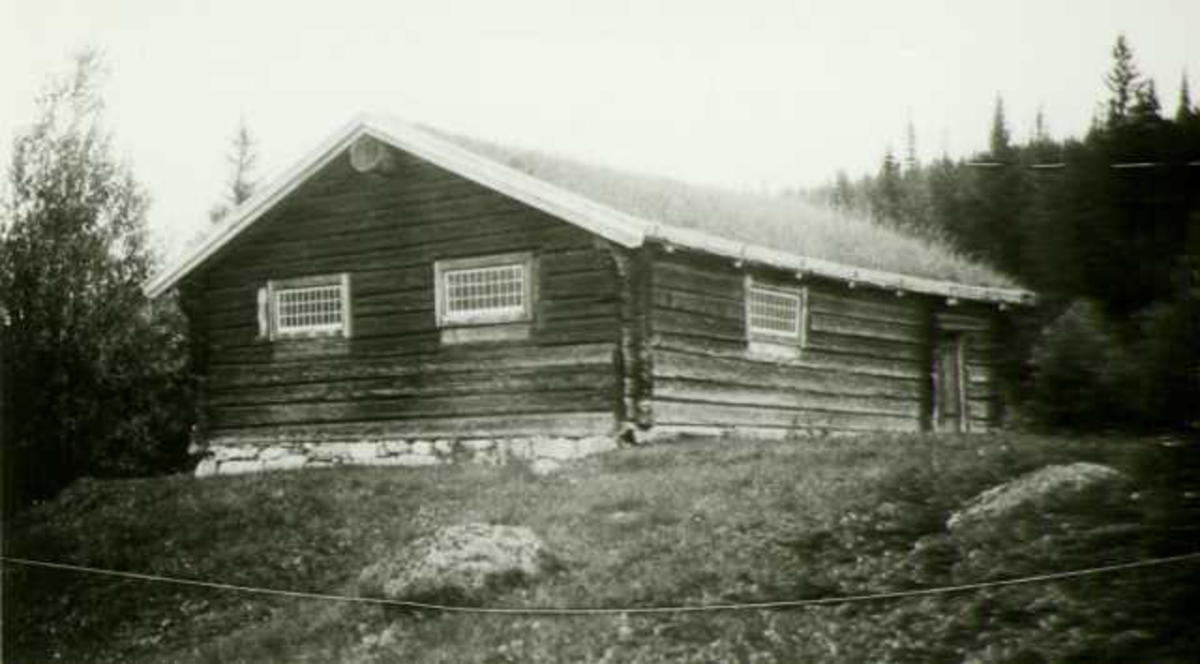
259;273;352;340
434;252;536;328
745;276;808;349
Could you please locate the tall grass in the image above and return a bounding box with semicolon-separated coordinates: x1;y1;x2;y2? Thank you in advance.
435;130;1016;289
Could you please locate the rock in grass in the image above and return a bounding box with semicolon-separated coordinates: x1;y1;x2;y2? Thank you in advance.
357;523;557;605
947;462;1129;533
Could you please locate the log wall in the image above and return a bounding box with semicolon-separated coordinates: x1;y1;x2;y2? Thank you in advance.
188;145;622;445
641;248;1004;437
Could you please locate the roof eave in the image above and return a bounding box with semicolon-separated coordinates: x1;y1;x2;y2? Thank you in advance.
646;224;1035;306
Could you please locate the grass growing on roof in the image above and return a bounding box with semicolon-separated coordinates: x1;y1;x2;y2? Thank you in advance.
5;433;1198;663
434;129;1018;290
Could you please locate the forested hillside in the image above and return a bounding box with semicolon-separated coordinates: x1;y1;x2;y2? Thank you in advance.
796;36;1199;432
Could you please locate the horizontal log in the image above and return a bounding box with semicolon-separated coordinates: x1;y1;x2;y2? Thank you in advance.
210;342;616;388
654;378;921;417
647;331;747;355
647;400;919;433
810;311;925;344
209;411;617;442
651;308;744;341
216;210;551;274
265;175;496;232
647;425;909;441
652;349;920;398
652;259;744;299
934;310;995;332
210;388;612;428
651;339;925;381
205;225;591;289
805;330;925;362
651;288;743;321
807;287;926;324
209;364;616;407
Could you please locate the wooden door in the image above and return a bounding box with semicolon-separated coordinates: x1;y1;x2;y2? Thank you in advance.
935;333;967;433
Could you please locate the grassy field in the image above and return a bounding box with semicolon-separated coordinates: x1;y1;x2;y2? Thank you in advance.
3;433;1197;663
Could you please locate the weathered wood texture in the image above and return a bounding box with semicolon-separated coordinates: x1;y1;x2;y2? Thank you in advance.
934;307;1003;431
642;249;1002;436
189;145;621;442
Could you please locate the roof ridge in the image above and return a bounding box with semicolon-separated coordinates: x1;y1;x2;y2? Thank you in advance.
146;113;1034;305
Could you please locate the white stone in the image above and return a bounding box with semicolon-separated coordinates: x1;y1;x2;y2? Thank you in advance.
365;456;418;466
263;454;307;471
434;439;454;455
194;458;218;477
576;436;618;457
219;459;263;475
506;438;534;460
411;440;433;456
462;439;494;452
258;446;291;461
382;440;411;455
347;442;381;461
213;446;258;462
530;458;562;475
470;449;504;466
391;454;441;467
533;437;579;461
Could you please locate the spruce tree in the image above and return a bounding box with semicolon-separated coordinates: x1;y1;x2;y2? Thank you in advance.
904;116;919;172
1176;71;1195;123
989;96;1013;158
209;119;260;223
959;96;1024;273
1105;35;1141;127
831;170;856;214
871;148;904;227
1132;79;1162;122
1032;105;1050;145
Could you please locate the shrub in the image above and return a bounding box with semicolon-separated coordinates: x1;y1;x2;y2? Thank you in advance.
1126;300;1199;431
1027;299;1131;429
0;52;195;511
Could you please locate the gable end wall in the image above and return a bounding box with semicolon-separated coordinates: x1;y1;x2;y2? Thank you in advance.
186;144;624;448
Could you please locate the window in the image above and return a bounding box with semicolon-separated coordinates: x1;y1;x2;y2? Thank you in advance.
746;277;807;356
259;273;352;340
434;253;535;327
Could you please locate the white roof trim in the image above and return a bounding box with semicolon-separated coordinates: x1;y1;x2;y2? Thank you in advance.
146;113;1034;305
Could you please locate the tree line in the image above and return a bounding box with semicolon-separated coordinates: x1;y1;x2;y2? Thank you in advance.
796;35;1199;432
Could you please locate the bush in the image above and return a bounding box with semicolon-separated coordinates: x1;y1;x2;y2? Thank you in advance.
1027;296;1199;433
1126;300;1199;431
1027;300;1131;429
0;52;195;511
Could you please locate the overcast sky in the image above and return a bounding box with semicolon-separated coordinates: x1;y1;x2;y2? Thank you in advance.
3;0;1198;258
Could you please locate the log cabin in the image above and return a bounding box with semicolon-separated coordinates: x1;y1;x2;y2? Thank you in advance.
147;114;1035;475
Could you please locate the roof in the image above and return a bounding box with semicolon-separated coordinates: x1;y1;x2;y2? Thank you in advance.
146;113;1034;305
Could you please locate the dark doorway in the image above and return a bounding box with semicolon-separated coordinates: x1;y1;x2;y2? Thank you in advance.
935;332;967;433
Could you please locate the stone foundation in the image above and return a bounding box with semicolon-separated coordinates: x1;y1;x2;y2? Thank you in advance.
194;435;620;477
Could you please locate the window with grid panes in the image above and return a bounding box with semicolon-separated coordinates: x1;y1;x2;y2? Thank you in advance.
435;253;534;327
746;280;806;342
262;273;351;339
